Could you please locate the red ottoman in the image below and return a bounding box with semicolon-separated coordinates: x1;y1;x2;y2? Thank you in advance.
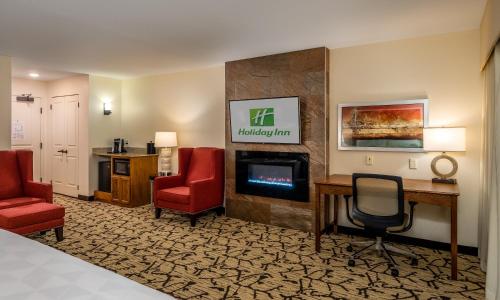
0;202;65;241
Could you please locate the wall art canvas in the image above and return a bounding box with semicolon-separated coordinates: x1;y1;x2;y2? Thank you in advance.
338;99;428;152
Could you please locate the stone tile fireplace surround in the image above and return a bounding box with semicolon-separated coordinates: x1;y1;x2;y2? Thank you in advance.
225;47;330;232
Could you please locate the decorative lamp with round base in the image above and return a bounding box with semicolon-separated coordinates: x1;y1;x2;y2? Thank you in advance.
155;132;178;176
423;127;465;184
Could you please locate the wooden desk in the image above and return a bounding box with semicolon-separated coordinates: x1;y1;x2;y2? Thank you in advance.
314;174;460;280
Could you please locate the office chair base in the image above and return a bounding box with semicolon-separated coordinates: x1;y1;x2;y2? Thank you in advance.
347;237;418;276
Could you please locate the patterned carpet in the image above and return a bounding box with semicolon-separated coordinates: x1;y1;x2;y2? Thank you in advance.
31;195;485;299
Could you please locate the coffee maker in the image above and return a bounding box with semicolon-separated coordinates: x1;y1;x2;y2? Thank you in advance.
112;138;127;153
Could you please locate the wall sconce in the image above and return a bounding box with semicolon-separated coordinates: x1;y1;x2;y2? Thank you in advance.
103;102;112;115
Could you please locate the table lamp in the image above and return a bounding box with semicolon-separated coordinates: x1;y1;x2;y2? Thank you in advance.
423;127;466;184
155;132;177;176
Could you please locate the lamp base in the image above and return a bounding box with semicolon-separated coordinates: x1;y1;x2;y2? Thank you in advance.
432;178;457;184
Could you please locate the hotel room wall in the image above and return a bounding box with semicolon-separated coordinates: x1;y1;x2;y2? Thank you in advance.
88;75;122;194
121;66;225;173
0;56;11;149
118;30;481;246
329;30;483;247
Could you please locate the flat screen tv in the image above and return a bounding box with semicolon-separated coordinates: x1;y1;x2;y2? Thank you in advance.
229;96;301;144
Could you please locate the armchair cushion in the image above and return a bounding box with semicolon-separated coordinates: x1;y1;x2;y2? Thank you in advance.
0;197;44;210
0;203;65;229
157;186;191;205
154;175;184;191
0;151;23;200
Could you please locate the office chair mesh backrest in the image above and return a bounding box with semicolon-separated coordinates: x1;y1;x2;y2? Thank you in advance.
352;173;404;230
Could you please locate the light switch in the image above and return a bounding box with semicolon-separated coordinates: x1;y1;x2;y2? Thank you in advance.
409;158;417;169
366;155;374;166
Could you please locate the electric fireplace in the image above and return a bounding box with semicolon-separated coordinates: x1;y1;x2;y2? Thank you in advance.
235;150;309;202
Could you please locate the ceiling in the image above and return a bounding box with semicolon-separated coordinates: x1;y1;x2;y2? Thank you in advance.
0;0;486;79
11;58;79;81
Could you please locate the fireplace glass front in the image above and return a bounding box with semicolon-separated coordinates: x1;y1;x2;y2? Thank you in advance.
235;150;309;202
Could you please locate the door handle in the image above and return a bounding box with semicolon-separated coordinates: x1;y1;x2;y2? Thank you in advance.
58;149;68;154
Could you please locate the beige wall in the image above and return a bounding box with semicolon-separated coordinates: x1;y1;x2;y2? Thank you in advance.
0;56;11;149
88;75;122;193
12;77;48;97
121;66;225;172
47;75;91;196
330;30;483;247
89;75;122;148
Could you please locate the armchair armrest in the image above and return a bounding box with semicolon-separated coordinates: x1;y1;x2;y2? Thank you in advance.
24;181;53;203
190;177;223;211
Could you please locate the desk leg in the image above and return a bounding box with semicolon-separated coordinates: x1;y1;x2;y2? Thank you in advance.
333;195;339;234
451;198;458;280
324;194;330;233
315;186;321;252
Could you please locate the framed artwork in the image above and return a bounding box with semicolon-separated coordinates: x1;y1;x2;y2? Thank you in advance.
338;99;429;152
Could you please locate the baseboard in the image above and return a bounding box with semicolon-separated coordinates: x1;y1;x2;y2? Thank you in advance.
78;195;95;201
337;225;478;256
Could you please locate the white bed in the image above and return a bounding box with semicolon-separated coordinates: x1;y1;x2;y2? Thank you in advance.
0;229;175;300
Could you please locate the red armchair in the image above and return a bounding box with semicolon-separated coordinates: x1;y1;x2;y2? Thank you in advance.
0;150;53;208
0;150;64;240
153;147;225;226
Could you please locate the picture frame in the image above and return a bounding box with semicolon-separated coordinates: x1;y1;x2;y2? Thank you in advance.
338;99;429;152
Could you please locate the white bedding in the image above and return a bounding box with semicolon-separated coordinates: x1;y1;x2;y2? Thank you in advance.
0;229;174;300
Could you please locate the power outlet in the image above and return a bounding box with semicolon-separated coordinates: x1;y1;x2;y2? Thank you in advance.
409;158;417;169
365;155;374;166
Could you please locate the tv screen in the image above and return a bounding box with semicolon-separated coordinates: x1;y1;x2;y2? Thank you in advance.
229;97;301;144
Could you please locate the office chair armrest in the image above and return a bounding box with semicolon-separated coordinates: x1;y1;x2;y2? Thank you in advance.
388;201;418;233
344;195;364;228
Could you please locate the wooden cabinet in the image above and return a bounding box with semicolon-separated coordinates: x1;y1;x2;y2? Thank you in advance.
111;177;119;200
112;176;130;204
94;152;158;208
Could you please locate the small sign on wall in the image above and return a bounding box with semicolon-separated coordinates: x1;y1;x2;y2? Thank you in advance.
11;119;25;140
229;97;301;144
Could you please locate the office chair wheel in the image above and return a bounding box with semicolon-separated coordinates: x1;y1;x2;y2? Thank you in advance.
390;268;399;277
410;258;418;266
346;245;353;252
348;259;355;267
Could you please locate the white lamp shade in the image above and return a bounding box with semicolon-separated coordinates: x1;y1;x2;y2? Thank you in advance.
423;128;466;152
155;132;177;147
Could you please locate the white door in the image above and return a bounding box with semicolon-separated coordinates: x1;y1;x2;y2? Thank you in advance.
11;96;42;181
50;95;79;197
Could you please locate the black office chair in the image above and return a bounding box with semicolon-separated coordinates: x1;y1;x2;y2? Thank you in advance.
345;173;418;276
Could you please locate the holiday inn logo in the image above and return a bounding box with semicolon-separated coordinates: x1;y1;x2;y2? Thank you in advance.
237;107;291;138
249;108;274;126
